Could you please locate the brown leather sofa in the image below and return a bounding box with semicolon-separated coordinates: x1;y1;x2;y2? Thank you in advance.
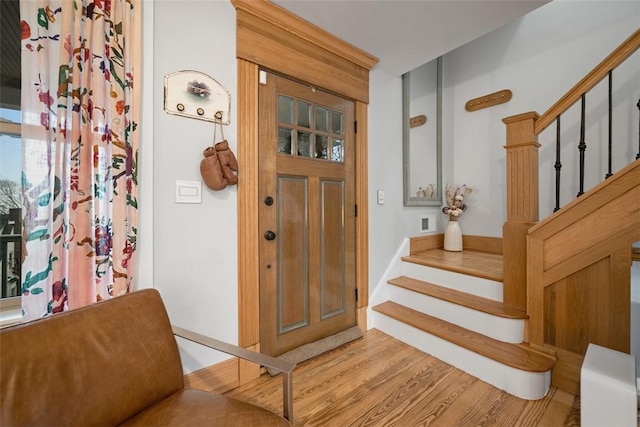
0;289;294;426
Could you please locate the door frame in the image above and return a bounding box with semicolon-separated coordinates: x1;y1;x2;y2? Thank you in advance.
232;0;378;385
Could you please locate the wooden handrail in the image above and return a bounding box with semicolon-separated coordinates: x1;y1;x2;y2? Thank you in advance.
535;28;640;134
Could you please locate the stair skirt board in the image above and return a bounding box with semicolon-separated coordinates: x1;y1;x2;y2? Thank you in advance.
402;262;503;301
372;313;551;400
368;238;410;309
389;285;525;343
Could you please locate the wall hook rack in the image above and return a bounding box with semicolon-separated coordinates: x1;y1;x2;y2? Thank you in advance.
465;89;512;112
164;70;231;124
409;114;427;128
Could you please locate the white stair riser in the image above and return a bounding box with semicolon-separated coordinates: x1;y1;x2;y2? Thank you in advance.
373;312;551;400
389;285;524;343
402;262;503;301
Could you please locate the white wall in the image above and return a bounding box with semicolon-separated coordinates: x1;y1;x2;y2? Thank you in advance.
137;0;154;292
367;68;446;293
143;0;639;375
152;0;238;373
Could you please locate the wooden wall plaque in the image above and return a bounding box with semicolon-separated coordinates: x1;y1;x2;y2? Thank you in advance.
409;115;426;128
465;89;512;112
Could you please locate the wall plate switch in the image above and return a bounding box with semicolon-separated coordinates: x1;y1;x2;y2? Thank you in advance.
377;190;385;205
175;180;202;204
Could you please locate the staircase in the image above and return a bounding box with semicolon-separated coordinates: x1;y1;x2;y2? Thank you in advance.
369;28;639;400
369;245;555;400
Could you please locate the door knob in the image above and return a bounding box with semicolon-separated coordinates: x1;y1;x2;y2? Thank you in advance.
264;196;274;206
264;230;276;241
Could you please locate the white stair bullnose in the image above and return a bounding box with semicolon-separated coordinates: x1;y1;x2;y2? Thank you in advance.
389;284;524;343
373;312;551;400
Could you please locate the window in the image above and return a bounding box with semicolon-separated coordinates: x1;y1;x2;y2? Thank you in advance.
0;112;22;310
1;0;22;310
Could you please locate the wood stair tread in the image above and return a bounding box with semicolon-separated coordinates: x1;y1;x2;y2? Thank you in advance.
372;301;555;373
387;276;527;319
403;249;503;282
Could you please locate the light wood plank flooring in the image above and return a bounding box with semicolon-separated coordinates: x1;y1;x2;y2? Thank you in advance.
225;329;580;426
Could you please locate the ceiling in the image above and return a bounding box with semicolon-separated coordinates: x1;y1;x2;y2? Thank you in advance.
1;0;551;95
272;0;550;76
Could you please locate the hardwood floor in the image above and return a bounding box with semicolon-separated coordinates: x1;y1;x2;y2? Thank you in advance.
225;329;581;426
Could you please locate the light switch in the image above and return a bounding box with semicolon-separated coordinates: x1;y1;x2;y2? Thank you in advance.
175;180;202;204
377;190;385;205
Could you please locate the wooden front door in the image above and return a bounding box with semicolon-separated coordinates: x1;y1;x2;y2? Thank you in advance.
258;71;356;357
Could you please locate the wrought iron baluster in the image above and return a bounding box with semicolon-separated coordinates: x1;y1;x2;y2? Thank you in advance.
554;116;562;212
637;98;640;160
577;94;586;197
606;71;613;178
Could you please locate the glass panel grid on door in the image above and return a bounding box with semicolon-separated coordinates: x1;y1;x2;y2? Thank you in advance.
277;95;344;163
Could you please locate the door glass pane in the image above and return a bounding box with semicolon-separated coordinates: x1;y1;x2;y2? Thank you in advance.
331;138;343;162
316;135;328;159
278;127;292;155
331;111;343;134
297;101;311;128
315;106;328;132
278;96;293;124
297;131;312;157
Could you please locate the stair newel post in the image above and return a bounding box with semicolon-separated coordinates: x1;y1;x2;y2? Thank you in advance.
501;112;541;312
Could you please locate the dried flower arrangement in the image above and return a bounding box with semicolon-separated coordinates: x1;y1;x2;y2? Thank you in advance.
442;184;473;221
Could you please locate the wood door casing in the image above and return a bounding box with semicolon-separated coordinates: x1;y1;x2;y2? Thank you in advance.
259;72;356;356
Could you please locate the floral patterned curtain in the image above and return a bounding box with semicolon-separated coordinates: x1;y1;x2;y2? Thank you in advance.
20;0;141;321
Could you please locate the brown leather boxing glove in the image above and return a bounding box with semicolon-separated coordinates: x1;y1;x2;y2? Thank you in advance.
200;146;228;190
214;140;238;185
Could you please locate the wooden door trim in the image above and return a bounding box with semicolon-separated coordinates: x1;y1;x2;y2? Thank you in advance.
232;0;377;104
354;102;369;312
234;0;376;384
231;0;378;72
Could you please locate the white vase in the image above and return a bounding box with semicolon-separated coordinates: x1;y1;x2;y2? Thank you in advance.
444;219;463;252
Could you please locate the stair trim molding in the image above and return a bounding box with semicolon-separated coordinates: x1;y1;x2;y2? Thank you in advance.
388;276;526;319
401;260;503;301
388;283;525;343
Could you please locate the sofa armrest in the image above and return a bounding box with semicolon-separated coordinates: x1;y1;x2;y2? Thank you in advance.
171;325;295;422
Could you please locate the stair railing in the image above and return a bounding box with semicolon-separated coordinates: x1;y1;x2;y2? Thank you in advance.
501;28;640;312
